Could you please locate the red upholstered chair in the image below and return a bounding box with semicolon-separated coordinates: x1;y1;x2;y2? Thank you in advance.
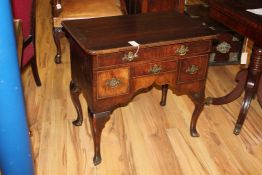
51;0;127;64
12;0;41;86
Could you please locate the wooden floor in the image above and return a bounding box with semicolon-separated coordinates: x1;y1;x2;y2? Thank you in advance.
22;0;262;174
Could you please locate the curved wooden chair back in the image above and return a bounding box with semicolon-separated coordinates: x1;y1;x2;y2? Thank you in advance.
12;0;41;86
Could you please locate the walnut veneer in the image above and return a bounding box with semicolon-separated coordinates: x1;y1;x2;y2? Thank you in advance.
62;11;216;165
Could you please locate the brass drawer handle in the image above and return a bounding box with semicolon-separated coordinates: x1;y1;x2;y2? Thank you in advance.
186;65;199;74
105;77;121;88
122;51;137;62
176;45;189;56
148;64;162;74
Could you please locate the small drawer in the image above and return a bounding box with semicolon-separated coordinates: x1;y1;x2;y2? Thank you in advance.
97;67;130;99
96;40;212;67
133;60;177;77
177;55;209;83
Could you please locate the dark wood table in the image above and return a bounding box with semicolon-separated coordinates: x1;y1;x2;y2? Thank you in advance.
62;11;216;165
205;0;262;134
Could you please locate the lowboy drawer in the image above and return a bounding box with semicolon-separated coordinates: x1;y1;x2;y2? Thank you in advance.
133;60;177;77
97;67;130;99
177;55;209;83
96;40;212;67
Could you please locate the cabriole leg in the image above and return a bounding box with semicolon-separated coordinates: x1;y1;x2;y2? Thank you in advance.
53;27;63;64
70;81;83;126
88;108;110;165
189;90;205;137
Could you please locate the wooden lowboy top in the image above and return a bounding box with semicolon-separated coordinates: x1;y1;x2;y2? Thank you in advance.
62;11;216;55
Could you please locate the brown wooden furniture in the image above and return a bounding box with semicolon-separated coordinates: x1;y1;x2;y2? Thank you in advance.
204;0;262;135
125;0;184;14
184;4;244;65
51;0;127;64
12;0;41;86
62;11;216;165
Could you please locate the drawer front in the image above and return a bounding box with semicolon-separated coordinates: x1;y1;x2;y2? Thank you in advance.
133;60;177;77
133;72;177;91
97;40;211;67
177;55;208;83
97;67;130;99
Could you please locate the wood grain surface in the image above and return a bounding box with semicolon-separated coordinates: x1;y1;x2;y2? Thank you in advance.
20;0;262;174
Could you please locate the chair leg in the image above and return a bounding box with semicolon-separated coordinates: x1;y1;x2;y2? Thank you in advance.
53;27;63;64
30;56;41;86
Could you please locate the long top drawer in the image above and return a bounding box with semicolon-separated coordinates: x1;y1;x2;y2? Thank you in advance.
96;40;212;68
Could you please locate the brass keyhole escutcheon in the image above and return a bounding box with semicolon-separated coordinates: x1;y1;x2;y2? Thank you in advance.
176;45;189;56
186;65;199;74
122;51;137;62
106;77;121;88
148;64;162;74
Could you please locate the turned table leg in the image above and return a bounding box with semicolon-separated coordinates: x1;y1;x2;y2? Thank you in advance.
233;87;254;135
189;90;205;137
233;45;262;134
204;45;262;135
88;108;110;165
258;76;262;107
160;84;168;106
70;81;83;126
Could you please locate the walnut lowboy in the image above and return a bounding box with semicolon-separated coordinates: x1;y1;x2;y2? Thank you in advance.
62;11;216;165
